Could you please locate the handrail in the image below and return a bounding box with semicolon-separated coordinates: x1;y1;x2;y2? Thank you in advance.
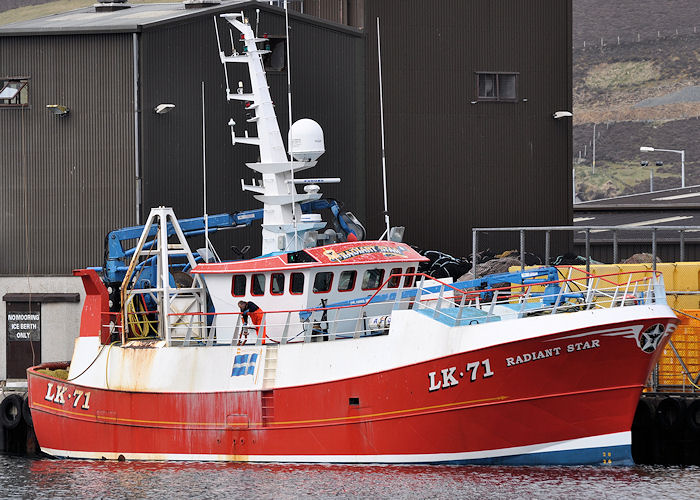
566;266;662;285
159;268;661;320
119;267;663;345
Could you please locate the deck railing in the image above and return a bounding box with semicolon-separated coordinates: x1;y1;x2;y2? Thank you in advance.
113;267;666;347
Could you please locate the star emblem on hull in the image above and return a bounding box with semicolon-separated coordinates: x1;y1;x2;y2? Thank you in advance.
638;324;665;353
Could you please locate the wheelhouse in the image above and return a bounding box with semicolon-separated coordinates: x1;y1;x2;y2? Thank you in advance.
193;241;427;343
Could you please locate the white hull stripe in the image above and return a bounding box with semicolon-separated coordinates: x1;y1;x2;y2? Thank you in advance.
543;327;637;343
40;431;630;463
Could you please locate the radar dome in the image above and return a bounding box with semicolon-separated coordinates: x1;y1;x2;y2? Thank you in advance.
288;119;325;162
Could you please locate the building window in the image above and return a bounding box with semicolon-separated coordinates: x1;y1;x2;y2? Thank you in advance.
0;78;29;107
313;272;333;293
231;275;247;297
338;270;357;292
290;272;305;294
476;73;518;101
271;273;285;295
362;269;385;291
251;274;266;296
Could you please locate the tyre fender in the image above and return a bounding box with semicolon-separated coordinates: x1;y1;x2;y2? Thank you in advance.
656;397;686;433
632;396;657;430
686;399;700;433
22;394;33;428
0;393;24;430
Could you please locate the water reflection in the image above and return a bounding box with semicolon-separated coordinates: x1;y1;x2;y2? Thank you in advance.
0;458;694;499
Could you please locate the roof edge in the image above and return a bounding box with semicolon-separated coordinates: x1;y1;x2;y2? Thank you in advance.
0;1;364;38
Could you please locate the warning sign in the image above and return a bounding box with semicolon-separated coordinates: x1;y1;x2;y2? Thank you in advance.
7;311;40;342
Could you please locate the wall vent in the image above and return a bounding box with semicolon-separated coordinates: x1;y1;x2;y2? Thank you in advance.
94;0;131;12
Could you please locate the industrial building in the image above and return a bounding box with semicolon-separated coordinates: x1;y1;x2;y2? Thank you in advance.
0;0;364;275
574;185;700;263
0;0;572;379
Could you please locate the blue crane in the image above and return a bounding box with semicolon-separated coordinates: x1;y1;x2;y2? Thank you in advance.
97;199;365;287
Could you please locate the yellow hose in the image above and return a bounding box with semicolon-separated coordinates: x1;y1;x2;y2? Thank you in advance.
125;295;158;339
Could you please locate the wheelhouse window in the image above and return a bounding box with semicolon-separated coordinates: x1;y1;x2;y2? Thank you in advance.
0;78;29;107
338;270;357;292
476;73;517;102
404;267;416;288
362;269;385;290
387;268;403;288
231;274;247;296
271;273;285;295
313;272;333;293
251;274;266;296
290;272;305;294
287;250;316;263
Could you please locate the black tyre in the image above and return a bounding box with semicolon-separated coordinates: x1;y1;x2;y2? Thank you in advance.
656;396;686;433
687;399;700;433
632;397;656;429
0;394;23;430
22;394;33;428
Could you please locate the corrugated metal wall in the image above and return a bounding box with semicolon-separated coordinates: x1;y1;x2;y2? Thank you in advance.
299;0;364;28
0;0;574;274
362;0;573;256
0;34;136;275
139;7;364;258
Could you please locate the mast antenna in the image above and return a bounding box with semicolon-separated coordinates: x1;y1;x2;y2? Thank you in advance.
255;8;260;37
377;17;391;240
202;81;211;259
201;81;220;263
284;0;299;250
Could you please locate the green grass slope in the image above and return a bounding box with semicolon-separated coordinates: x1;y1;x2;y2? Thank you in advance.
573;1;700;200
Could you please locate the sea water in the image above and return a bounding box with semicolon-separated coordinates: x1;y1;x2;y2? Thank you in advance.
0;456;698;499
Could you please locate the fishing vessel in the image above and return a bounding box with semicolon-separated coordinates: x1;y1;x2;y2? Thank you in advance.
27;13;677;465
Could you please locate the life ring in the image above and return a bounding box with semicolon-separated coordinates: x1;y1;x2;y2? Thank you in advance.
0;394;24;430
22;394;33;428
656;396;686;433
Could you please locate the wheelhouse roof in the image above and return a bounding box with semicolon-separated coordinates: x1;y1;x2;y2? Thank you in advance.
193;241;428;274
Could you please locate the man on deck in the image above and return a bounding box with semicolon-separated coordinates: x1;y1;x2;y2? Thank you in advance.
238;300;267;345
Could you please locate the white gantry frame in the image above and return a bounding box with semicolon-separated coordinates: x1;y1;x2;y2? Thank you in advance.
121;207;208;345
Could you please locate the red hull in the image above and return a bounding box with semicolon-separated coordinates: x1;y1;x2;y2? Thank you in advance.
28;316;674;464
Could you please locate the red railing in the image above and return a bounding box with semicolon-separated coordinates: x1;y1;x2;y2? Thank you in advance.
117;268;664;345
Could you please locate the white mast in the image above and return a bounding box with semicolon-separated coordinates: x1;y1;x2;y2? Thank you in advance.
377;17;391;240
201;81;211;257
217;13;326;255
284;0;299;250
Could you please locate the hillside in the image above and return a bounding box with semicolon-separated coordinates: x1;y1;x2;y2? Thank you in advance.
572;0;700;200
573;0;699;48
0;0;52;12
573;36;700;123
0;0;163;24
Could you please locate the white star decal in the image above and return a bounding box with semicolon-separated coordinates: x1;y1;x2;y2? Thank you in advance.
639;324;665;353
